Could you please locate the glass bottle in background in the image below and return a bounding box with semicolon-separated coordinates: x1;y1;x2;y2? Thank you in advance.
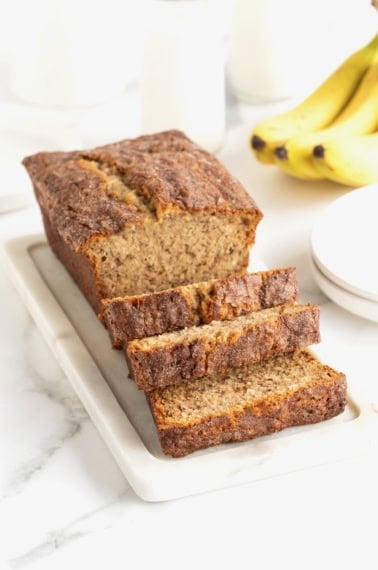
10;0;137;108
140;0;225;153
228;0;378;104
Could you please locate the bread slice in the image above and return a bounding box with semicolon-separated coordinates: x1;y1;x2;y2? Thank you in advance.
102;267;299;348
125;303;320;391
146;349;347;457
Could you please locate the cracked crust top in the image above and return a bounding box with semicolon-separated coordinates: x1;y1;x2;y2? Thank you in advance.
23;130;263;251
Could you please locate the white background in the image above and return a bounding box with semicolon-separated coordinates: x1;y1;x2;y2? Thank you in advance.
1;2;378;569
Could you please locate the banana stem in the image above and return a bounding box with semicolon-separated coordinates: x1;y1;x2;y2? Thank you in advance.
250;135;266;151
275;146;288;160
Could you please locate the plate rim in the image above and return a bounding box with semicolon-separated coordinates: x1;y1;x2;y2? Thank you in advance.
311;183;378;303
310;254;378;323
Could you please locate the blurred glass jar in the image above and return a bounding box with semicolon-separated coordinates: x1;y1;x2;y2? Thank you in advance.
140;0;225;153
229;0;378;103
10;0;138;107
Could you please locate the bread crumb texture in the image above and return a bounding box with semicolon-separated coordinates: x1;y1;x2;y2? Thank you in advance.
147;350;347;457
126;303;320;390
150;350;343;424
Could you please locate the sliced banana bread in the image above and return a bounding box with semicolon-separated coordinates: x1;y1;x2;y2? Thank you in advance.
125;303;320;391
102;267;299;348
147;349;347;457
23;130;263;314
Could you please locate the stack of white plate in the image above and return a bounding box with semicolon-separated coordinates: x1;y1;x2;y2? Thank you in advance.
310;184;378;323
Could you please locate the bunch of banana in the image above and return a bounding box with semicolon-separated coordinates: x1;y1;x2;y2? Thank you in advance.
274;60;378;180
250;32;378;186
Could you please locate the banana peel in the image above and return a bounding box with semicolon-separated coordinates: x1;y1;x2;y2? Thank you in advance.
313;133;378;186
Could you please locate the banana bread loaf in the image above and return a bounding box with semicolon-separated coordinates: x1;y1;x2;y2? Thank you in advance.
23;130;263;314
126;302;320;391
147;349;347;457
102;266;299;348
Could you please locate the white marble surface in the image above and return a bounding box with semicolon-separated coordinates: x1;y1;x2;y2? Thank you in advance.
2;41;378;570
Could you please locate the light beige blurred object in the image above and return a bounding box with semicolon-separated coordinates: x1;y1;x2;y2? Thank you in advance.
229;0;378;103
140;0;225;153
0;105;81;212
10;0;139;107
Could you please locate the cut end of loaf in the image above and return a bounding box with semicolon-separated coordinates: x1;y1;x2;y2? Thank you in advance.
88;210;257;300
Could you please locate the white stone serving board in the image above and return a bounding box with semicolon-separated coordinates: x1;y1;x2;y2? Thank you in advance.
1;234;375;502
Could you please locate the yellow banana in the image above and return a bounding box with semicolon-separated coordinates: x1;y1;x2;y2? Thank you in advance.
312;133;378;187
250;32;378;165
274;60;378;180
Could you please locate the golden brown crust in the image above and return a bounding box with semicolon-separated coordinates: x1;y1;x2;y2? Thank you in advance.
102;267;299;348
102;288;200;348
149;379;347;457
201;267;299;321
146;350;347;457
23;130;263;250
24;156;146;251
82;130;260;218
42;211;105;313
126;304;320;391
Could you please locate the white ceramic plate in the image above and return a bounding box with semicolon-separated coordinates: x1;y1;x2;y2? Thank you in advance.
311;184;378;304
1;234;374;502
310;254;378;323
0;107;81;213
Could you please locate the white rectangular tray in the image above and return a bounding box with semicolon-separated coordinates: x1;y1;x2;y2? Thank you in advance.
1;234;375;502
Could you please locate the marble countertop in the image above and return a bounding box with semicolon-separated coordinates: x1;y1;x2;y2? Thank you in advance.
1;70;378;570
